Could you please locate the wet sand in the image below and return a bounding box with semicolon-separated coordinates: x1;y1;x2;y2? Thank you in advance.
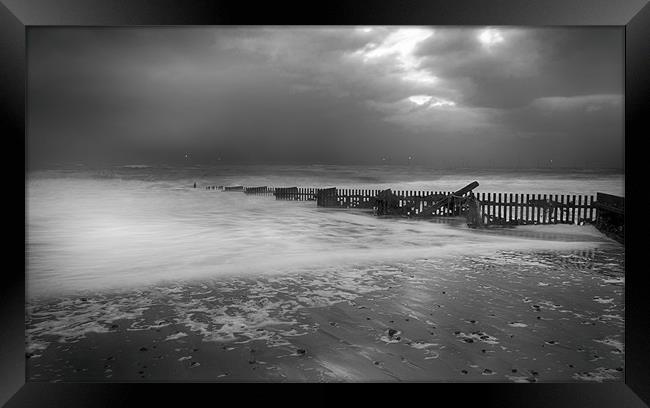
26;241;624;383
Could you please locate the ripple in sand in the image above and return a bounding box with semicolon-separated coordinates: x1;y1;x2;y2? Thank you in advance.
572;367;620;382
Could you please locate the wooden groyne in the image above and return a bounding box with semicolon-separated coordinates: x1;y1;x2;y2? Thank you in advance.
202;182;623;232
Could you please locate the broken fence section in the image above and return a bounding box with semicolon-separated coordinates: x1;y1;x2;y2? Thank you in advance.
316;188;599;225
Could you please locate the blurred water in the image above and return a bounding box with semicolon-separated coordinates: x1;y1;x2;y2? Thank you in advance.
26;165;623;298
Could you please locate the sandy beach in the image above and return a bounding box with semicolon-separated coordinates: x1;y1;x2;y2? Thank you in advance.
26;238;624;383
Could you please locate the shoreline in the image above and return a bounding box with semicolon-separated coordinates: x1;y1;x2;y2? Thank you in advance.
26;245;624;382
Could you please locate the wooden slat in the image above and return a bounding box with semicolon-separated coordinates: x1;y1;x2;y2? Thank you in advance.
487;192;492;221
514;193;520;224
579;195;584;223
508;193;513;223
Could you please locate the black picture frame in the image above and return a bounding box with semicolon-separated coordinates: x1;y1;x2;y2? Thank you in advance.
2;0;648;406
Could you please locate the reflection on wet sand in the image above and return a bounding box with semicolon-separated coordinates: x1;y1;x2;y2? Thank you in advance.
27;245;624;382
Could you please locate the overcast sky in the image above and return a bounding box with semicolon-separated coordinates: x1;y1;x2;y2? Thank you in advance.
28;27;623;169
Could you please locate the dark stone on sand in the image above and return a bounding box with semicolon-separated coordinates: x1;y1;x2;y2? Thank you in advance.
405;318;410;322
25;353;34;359
483;369;493;374
374;361;380;365
106;356;115;361
454;331;461;335
469;320;477;324
395;336;401;341
461;370;468;374
511;369;517;373
110;324;119;329
537;316;541;319
388;329;398;337
546;340;557;344
616;367;623;372
481;349;486;353
464;338;474;343
138;371;144;374
139;347;148;352
531;370;539;376
366;317;371;320
81;298;87;302
568;364;574;368
442;291;446;294
297;349;306;355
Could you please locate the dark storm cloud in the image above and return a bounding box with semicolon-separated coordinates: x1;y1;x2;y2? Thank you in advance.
27;26;623;168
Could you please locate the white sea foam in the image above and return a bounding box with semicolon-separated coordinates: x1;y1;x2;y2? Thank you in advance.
165;332;188;341
27;167;622;298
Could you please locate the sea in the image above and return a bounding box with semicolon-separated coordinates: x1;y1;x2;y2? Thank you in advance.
26;164;624;299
